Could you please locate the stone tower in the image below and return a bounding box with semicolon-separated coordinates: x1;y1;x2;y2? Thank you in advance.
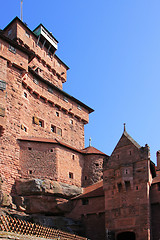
103;127;154;240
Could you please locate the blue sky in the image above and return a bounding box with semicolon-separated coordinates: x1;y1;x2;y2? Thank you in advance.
1;0;160;164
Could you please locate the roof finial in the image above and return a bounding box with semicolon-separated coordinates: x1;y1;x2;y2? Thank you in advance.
123;123;126;132
89;137;92;147
21;0;23;22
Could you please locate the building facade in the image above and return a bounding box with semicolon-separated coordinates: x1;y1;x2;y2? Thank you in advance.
0;17;160;240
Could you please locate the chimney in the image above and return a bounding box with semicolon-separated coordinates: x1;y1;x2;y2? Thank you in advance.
156;151;160;170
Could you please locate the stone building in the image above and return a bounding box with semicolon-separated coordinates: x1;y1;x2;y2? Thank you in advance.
0;17;160;240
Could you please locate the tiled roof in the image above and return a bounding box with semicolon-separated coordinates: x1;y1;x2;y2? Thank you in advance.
81;146;107;155
72;181;104;200
18;137;107;156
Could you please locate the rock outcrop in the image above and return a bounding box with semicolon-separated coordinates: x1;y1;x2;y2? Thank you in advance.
14;179;82;214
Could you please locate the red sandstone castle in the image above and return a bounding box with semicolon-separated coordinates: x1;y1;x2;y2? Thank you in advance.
0;17;160;240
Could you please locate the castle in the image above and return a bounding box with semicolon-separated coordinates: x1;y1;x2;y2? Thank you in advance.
0;17;160;240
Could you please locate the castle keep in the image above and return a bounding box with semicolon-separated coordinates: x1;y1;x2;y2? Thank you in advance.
0;17;160;240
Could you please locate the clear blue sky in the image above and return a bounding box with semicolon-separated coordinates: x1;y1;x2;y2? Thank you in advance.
1;0;160;164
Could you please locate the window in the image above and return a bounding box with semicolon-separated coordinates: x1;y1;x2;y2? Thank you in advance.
9;45;16;54
158;183;160;191
51;125;56;133
69;172;73;179
50;149;54;153
21;124;27;132
63;97;68;103
57;127;62;136
8;29;12;36
117;183;122;192
124;169;129;175
25;31;30;38
0;107;5;117
82;199;89;205
0;125;4;137
125;181;131;191
0;80;6;91
136;186;139;190
28;147;32;150
72;154;75;160
48;87;53;93
39;119;44;127
24;92;27;98
70;119;73;125
85;176;88;180
77;105;82;110
33;78;39;85
95;163;99;167
56;112;59;117
28;170;32;174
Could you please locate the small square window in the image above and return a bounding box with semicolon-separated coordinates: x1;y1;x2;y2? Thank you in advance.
51;125;56;133
57;127;62;136
0;80;6;91
69;172;73;179
56;112;59;117
25;31;30;38
9;45;16;54
63;97;68;103
82;199;89;205
28;147;32;150
70;119;73;125
77;105;82;110
39;119;44;127
28;170;32;174
33;78;39;85
48;87;53;93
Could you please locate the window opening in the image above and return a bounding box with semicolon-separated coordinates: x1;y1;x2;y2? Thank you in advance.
82;199;89;205
85;176;88;180
125;181;131;191
57;127;62;136
51;125;56;133
72;154;75;160
69;172;73;179
24;92;27;98
28;147;32;150
9;45;16;54
70;119;73;125
117;183;122;192
0;80;6;91
39;120;44;127
56;112;59;117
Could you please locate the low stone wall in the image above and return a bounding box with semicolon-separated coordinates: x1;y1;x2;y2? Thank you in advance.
0;231;50;240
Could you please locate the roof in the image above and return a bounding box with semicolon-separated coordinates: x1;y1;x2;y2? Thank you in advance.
29;67;94;114
152;171;160;185
33;24;59;44
123;130;141;148
72;181;104;200
18;137;107;157
81;146;107;155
